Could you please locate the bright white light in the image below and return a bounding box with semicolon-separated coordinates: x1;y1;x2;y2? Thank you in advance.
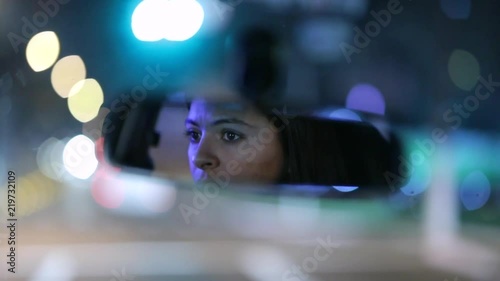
132;0;205;42
26;31;60;72
131;0;168;42
63;135;98;180
164;0;205;41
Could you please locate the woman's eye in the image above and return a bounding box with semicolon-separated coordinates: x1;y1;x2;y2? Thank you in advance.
222;131;241;142
185;130;201;143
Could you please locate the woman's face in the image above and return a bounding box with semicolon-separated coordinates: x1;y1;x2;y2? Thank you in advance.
185;99;284;186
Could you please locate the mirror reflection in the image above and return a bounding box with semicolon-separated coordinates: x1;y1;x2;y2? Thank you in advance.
149;95;399;189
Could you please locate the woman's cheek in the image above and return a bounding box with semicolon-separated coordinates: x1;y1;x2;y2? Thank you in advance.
226;145;248;162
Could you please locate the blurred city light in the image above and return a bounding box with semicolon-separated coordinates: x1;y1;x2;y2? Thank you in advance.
91;168;126;209
2;171;59;217
67;79;104;123
460;171;491;211
26;31;60;72
91;170;176;214
346;83;385;115
451;130;497;178
448;49;480;91
197;0;235;34
131;0;169;42
329;108;362;122
332;185;359;192
440;0;471;20
63;135;98;180
131;0;205;42
36;137;67;181
51;55;86;98
399;160;432;196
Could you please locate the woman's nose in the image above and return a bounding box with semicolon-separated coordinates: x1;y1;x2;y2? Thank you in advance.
192;138;220;171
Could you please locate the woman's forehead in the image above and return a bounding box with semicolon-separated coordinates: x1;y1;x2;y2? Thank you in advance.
188;99;265;123
191;99;247;111
189;100;254;115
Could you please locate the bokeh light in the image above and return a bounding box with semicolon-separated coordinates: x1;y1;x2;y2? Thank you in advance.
16;177;36;216
51;55;86;98
36;137;67;181
332;185;359;192
159;0;204;42
440;0;471;20
399;160;432;196
67;79;104;123
26;31;60;72
91;168;126;209
197;0;236;34
91;170;176;213
132;0;205;42
329;108;362;122
131;0;167;42
4;171;59;217
460;171;491;211
448;49;480;91
346;83;385;115
63;135;98;180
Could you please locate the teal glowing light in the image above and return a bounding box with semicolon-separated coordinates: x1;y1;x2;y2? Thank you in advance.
132;0;205;42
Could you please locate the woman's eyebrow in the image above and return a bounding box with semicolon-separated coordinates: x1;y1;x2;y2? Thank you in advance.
185;118;255;128
185;119;199;127
212;118;255;127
